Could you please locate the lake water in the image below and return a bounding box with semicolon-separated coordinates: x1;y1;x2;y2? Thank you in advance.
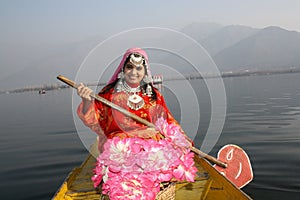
1;73;300;199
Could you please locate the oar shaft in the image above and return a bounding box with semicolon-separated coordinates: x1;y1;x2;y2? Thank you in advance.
57;75;227;168
57;75;155;128
191;147;227;168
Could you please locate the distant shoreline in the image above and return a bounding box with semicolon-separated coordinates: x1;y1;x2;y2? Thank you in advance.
1;68;300;95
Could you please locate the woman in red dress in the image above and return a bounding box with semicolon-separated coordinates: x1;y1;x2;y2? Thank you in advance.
76;48;197;200
76;47;190;152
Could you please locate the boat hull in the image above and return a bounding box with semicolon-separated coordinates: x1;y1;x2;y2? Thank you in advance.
53;153;251;199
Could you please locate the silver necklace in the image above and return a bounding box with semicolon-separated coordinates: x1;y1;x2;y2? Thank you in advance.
123;81;141;93
123;81;145;110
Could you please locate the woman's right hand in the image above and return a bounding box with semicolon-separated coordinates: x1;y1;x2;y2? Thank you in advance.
77;83;93;102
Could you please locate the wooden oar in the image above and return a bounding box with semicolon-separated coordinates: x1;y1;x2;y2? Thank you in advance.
57;75;227;168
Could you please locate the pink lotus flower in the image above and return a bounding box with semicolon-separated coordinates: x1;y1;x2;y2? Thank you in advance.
173;152;197;182
92;117;197;199
104;172;160;200
155;117;191;148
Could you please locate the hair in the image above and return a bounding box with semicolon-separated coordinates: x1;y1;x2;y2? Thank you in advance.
99;81;117;94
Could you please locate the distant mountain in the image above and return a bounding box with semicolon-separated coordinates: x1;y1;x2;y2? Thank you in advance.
200;25;259;56
181;22;223;41
213;26;300;71
2;23;300;91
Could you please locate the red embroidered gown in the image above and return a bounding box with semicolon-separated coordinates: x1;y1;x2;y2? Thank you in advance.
77;87;184;151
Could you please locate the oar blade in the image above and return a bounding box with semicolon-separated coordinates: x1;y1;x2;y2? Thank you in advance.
214;144;253;188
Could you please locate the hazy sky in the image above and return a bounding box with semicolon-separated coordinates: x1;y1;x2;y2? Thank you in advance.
1;0;300;88
1;0;300;45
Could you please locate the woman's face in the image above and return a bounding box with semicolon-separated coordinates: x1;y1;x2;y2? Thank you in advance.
123;61;145;87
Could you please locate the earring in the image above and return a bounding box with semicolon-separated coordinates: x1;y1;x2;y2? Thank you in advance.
117;71;124;79
143;75;152;84
116;71;124;92
116;79;123;92
146;84;152;97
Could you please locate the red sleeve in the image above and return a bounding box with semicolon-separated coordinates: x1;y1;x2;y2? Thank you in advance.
77;100;105;137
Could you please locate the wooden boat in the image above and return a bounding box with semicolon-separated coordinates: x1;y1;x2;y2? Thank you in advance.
54;76;252;199
53;146;252;199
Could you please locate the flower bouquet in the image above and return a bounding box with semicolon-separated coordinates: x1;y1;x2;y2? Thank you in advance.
92;118;197;200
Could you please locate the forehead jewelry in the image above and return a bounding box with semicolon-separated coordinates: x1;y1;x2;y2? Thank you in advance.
129;53;144;67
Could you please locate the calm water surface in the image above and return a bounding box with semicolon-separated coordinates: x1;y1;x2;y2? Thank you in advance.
1;73;300;199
